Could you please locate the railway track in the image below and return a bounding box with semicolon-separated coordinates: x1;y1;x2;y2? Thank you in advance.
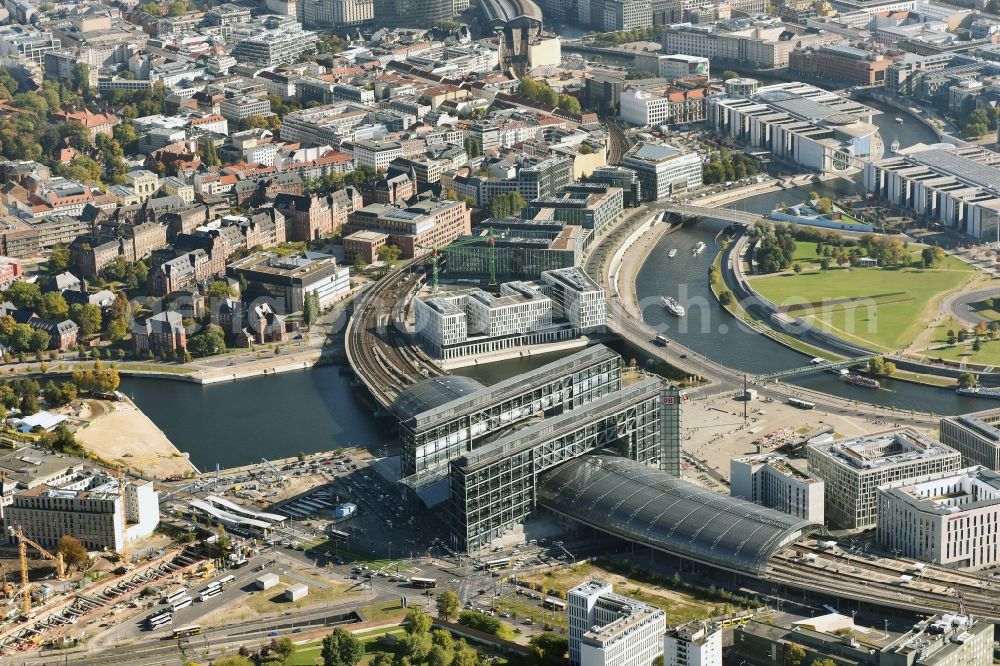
606;123;632;164
345;260;445;410
764;541;1000;621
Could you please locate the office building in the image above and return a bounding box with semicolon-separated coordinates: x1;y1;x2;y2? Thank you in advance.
373;0;453;27
632;53;710;81
665;622;722;666
568;580;666;666
877;466;1000;569
708;82;879;174
391;345;623;478
540;267;606;333
442;220;583;283
522;184;624;236
586;0;652;32
736;614;993;666
806;428;961;529
620;90;673;128
588;166;642;207
731;453;825;522
620;143;703;202
0;25;60;65
452;157;574;208
864;143;1000;240
789;45;892;87
660;24;828;69
940;408;1000;469
220;96;272;123
231;18;318;67
226;252;350;312
301;0;374;26
7;471;159;553
344;199;470;259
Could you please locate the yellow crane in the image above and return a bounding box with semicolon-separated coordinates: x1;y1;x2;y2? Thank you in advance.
9;526;66;616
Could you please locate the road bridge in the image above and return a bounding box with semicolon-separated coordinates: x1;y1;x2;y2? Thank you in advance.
660;202;763;228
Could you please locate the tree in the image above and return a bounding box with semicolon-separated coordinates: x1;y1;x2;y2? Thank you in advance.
188;324;226;357
957;372;979;389
406;607;433;635
372;654;393;666
792;263;802;273
208;280;235;300
529;633;568;665
303;290;317;325
379;244;402;269
5;281;42;311
722;70;739;81
436;590;460;622
321;628;364;666
113;122;138;153
69;303;102;336
718;290;734;306
947;329;956;345
199;140;221;167
820;258;831;270
784;643;806;666
273;637;295;659
48;245;71;274
974;337;983;352
811;660;837;666
428;646;450;666
921;246;945;268
57;535;89;568
38;291;68;321
431;629;453;650
464;137;482;158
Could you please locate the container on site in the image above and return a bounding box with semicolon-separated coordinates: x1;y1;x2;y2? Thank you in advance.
285;584;308;601
256;573;279;590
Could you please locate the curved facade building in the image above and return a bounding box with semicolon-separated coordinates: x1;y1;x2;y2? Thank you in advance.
373;0;454;28
477;0;543;75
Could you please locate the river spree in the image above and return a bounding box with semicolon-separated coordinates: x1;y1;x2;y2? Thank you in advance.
124;98;976;465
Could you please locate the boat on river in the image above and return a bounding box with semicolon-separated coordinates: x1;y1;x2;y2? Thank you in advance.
662;296;685;317
895;117;903;123
956;386;1000;399
692;241;706;256
843;373;880;390
668;248;678;258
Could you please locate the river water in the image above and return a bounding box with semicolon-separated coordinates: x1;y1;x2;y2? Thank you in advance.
123;98;983;467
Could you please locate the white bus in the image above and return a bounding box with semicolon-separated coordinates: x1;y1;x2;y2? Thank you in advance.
198;582;221;596
147;612;172;630
199;588;222;602
170;595;194;612
217;574;236;587
163;587;188;605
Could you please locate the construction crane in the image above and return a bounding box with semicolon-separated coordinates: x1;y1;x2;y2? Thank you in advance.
260;457;283;483
9;526;66;616
419;231;501;291
112;468;130;565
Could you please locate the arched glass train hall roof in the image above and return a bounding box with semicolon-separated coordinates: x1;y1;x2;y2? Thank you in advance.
537;454;819;575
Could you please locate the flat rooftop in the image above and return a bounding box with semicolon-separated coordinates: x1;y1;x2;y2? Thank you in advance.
809;429;959;471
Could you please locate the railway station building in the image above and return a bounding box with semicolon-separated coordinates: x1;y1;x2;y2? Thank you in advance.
806;428;961;529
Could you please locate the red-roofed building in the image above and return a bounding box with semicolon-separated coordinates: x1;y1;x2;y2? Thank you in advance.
51;109;120;143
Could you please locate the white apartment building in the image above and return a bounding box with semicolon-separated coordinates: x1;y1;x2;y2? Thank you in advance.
620;90;671;128
731;453;825;522
413;272;606;360
231;19;318;67
569;580;666;666
466;284;553;338
620;142;703;202
940;408;1000;470
877;466;1000;569
664;621;722;666
660;25;827;69
7;472;159;553
353;140;404;170
540;268;606;333
806;429;961;529
302;0;374;26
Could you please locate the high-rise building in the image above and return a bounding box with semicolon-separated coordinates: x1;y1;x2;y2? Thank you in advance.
373;0;454;27
619;143;703;202
568;580;666;666
665;622;722;666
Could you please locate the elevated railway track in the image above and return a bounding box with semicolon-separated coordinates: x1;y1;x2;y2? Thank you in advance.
345;260;444;410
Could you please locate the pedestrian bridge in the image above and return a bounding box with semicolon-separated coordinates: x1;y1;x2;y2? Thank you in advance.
660;203;763;228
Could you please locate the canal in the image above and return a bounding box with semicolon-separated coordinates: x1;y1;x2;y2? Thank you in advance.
123;97;978;467
635;96;991;414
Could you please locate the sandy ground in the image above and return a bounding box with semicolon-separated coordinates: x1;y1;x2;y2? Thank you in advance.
75;399;196;479
680;392;937;491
